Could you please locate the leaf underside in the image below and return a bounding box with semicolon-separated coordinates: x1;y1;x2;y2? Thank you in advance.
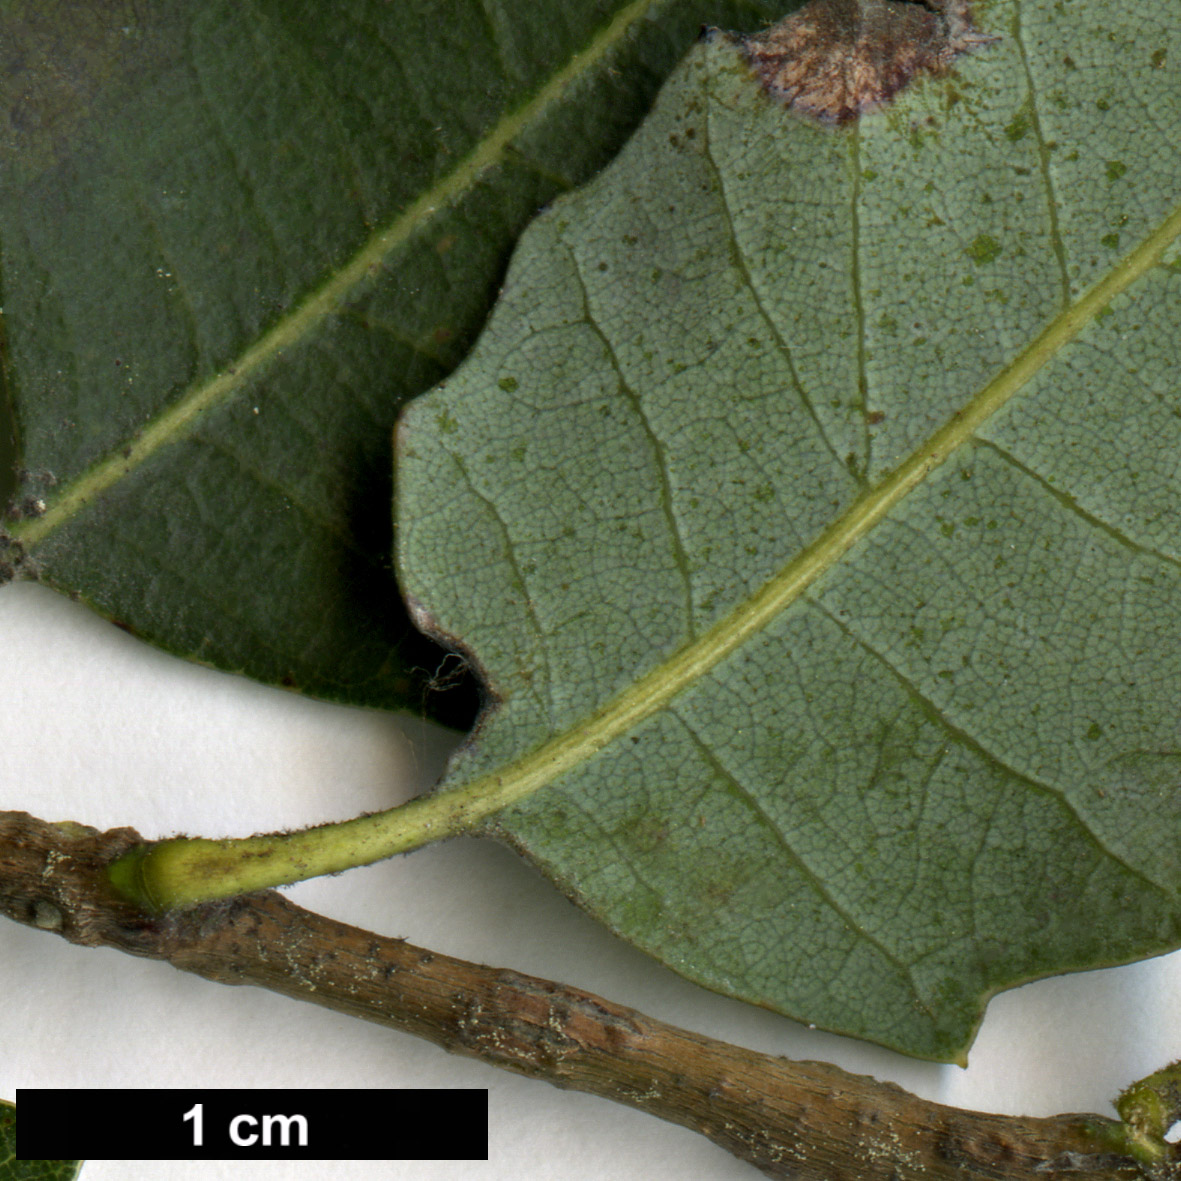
0;0;793;724
397;0;1181;1060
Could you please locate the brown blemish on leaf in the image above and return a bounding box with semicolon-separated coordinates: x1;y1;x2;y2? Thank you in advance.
0;5;180;179
738;0;998;125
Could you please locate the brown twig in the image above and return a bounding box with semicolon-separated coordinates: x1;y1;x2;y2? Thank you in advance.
0;810;1173;1179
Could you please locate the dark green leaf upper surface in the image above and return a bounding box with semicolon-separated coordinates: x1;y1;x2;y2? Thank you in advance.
0;0;792;721
397;0;1181;1058
0;1101;82;1181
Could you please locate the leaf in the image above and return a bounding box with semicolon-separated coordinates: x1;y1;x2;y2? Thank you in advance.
396;0;1181;1060
0;1100;83;1181
0;0;794;723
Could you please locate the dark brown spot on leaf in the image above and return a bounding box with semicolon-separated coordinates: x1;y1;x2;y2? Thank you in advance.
739;0;998;125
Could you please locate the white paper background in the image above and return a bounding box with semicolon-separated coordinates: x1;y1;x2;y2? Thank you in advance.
1;581;1177;1179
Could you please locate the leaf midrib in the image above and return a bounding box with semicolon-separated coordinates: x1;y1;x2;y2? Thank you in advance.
379;193;1181;854
116;154;1181;908
5;0;668;550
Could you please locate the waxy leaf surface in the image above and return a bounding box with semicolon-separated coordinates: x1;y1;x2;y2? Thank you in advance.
397;0;1181;1058
0;0;790;722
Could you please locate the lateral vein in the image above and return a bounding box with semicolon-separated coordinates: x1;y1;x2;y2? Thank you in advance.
413;196;1181;839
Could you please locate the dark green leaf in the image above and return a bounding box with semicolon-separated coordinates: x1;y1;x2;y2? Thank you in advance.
0;0;794;724
0;1100;83;1181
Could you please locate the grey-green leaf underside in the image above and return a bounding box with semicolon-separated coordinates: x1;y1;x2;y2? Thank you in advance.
0;0;793;724
397;0;1181;1059
0;1101;83;1181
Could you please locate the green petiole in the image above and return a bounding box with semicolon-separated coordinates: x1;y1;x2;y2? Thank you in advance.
106;788;488;912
